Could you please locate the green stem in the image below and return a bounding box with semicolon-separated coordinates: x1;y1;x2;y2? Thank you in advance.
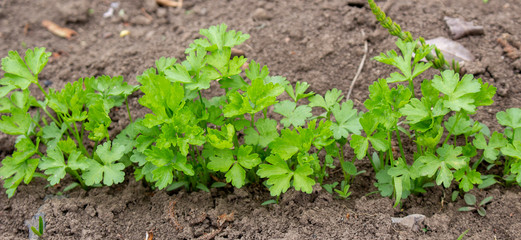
387;131;394;165
43;107;60;125
250;113;255;127
339;144;348;181
35;82;50;99
126;98;133;123
93;141;99;154
395;129;406;160
71;123;89;157
65;168;87;190
263;108;268;119
443;113;461;145
408;79;415;99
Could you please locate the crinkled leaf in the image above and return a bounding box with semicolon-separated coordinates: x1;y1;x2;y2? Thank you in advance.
244;118;279;148
432;70;481;112
274;100;312;128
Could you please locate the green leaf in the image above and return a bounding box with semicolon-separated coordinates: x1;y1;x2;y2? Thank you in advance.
155;57;177;74
293;164;315;193
350;134;369;160
308;88;343;111
223;91;252;117
207;148;235;172
273;100;312;128
464;193;477;205
417;144;468;188
445;115;473;136
454;167;482;192
257;155;293;196
0;108;32;135
1;48;50;89
501;141;521;159
0;137;39;197
237;145;261;169
497;108;521;129
138;71;185;127
207;124;235;149
285;81;314;102
165;64;192;84
473;132;506;162
330;101;362;139
247;78;284;112
39;146;68;185
244;118;279;148
431;70;481;112
245;60;269;81
198;23;250;50
83;141;126;186
219;75;247;91
400;98;430;124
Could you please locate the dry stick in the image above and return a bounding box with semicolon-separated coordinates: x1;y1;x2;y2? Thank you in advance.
346;30;368;100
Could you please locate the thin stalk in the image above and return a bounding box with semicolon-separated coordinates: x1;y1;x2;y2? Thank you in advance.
395;129;406;160
35;82;50;99
443;113;461;145
31;118;42;129
43;107;60;125
263;108;268;119
65;168;87;190
471;156;484;170
339;144;348;181
408;79;415;98
250;113;255;127
126;98;133;123
93;141;99;155
70;123;88;157
387;131;394;165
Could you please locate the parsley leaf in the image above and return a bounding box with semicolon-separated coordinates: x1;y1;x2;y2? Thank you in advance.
244;118;279;148
273;100;312;128
431;70;481;112
83;141;126;186
417;144;468;187
257;155;315;196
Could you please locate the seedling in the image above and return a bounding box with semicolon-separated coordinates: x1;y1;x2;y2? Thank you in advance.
458;193;493;216
30;215;45;239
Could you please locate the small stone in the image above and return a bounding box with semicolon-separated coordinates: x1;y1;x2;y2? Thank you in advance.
465;61;486;75
391;214;426;231
57;0;90;23
157;7;168;18
513;58;521;71
143;0;158;12
130;15;152;25
252;8;272;21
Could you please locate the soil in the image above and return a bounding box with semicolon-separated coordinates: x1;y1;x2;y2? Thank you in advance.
1;0;521;239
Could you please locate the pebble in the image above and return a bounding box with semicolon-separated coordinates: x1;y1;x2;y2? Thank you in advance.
252;8;272;21
391;214;426;231
130;15;152;25
57;0;90;23
157;7;168;18
143;0;158;12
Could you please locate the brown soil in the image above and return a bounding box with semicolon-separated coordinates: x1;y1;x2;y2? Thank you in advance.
1;0;521;239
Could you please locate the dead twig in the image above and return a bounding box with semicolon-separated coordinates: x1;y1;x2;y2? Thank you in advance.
497;34;521;60
156;0;183;8
145;228;154;240
346;30;368;100
141;8;154;21
169;200;183;230
41;20;77;39
196;212;235;240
